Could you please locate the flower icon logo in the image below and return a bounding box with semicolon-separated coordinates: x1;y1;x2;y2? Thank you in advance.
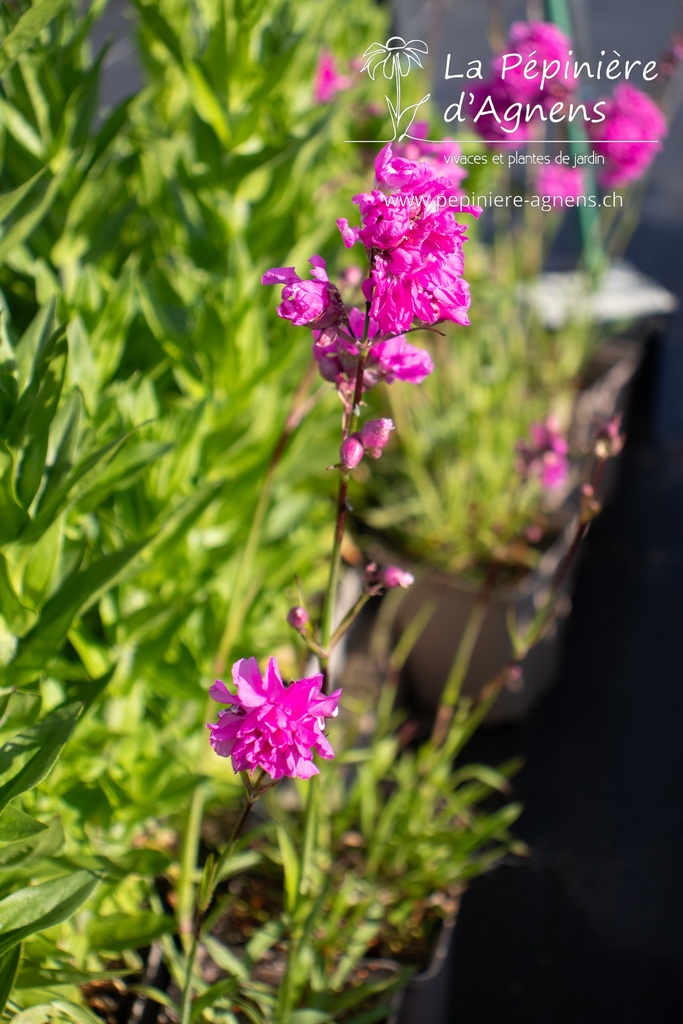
361;36;431;141
361;36;429;80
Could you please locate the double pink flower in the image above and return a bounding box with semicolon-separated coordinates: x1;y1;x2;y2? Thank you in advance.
338;144;480;334
208;657;341;780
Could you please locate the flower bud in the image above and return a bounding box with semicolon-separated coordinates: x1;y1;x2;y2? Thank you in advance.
340;434;364;470
379;566;414;589
360;418;394;452
287;606;309;631
593;414;625;460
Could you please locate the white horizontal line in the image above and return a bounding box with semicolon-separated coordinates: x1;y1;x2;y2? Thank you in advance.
344;139;661;144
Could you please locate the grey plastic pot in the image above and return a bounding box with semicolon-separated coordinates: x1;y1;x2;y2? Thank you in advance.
386;917;457;1024
393;517;576;729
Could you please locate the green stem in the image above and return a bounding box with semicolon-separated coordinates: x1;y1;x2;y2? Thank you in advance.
320;304;371;662
177;784;206;955
179;777;265;1024
277;307;372;1021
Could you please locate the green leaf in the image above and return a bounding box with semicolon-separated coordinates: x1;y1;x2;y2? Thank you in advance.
0;943;21;1016
0;443;31;545
0;870;98;957
0;168;69;263
0;168;49;223
276;824;299;915
0;702;81;813
191;977;238;1020
0;814;62;868
289;1012;333;1024
12;299;56;397
0;689;41;744
0;0;70;76
14;332;68;508
84;912;175;952
0;804;45;843
11;1000;105;1024
47;1000;106;1024
13;540;150;670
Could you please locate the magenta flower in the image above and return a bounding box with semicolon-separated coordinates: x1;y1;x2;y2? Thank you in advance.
340;144;479;334
312;307;433;396
468;78;534;145
262;256;345;329
208;657;341;780
517;417;570;491
535;164;587;200
394;122;468;189
589;84;667;187
470;22;577;145
493;21;577;107
314;51;351;104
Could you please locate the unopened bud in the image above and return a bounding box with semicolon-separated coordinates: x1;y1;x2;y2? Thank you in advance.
287;606;309;631
379;565;415;589
360;418;394;453
340;434;364;470
593;414;625;460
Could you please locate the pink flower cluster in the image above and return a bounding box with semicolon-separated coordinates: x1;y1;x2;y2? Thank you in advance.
517;416;569;491
535;164;587;201
208;657;341;780
338;144;480;333
589;83;667;187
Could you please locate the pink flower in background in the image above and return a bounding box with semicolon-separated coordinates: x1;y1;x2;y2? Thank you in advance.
468;78;534;145
470;22;576;145
517;416;570;491
589;84;667;187
535;164;587;200
208;657;341;780
262;256;345;329
314;51;351;104
493;21;577;106
394;122;468;189
312;307;433;393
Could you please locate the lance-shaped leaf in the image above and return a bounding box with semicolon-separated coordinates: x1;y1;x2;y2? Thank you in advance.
0;871;98;957
0;0;71;77
0;702;81;813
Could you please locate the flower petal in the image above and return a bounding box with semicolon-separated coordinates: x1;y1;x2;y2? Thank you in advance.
232;657;266;707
